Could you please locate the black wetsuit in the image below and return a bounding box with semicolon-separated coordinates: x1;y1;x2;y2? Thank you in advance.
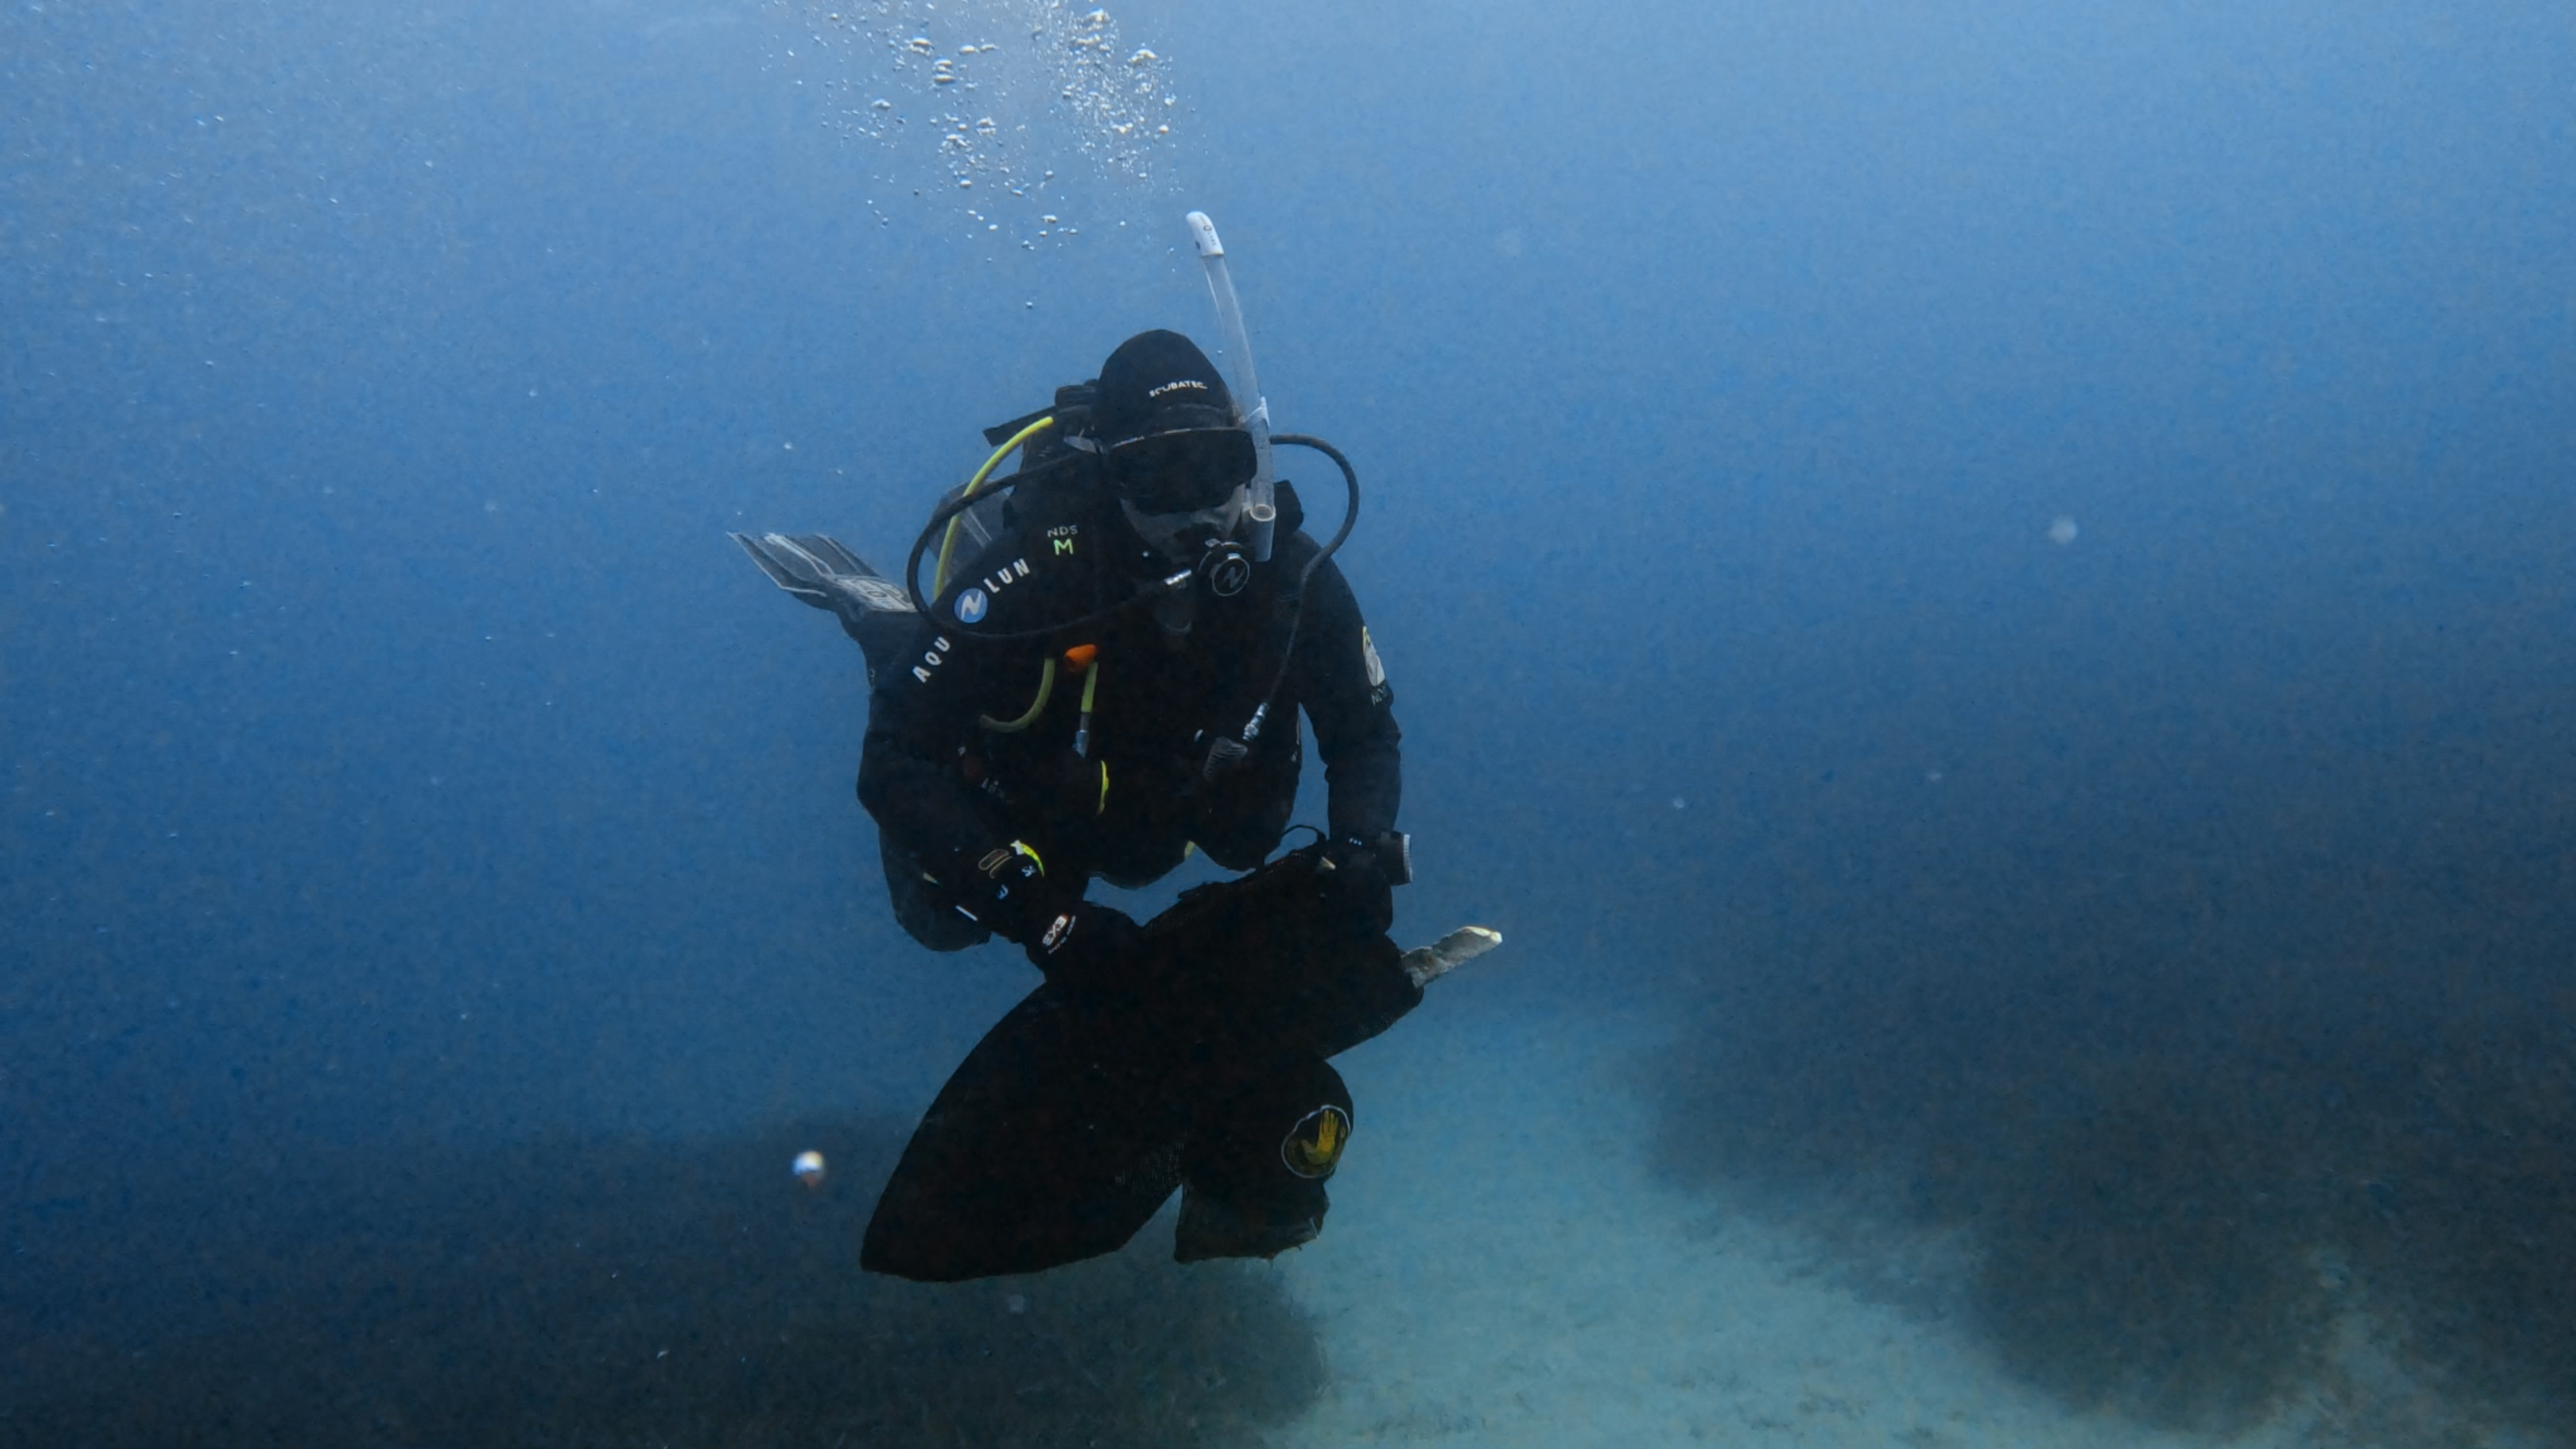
859;476;1401;948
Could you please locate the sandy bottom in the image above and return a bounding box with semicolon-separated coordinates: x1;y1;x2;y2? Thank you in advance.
1251;994;2540;1449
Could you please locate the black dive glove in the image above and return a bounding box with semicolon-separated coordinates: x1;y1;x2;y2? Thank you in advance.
1025;901;1150;992
958;839;1148;990
958;840;1072;946
1315;831;1409;935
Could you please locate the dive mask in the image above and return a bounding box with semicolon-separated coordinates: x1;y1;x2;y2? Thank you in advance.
1103;426;1257;515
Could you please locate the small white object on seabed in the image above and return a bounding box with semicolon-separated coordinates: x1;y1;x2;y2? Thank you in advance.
792;1150;827;1188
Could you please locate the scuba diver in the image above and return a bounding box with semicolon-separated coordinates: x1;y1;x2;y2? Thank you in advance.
863;325;1407;967
733;215;1495;1282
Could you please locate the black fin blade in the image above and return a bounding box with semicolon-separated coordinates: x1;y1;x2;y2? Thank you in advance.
861;851;1426;1281
861;986;1186;1282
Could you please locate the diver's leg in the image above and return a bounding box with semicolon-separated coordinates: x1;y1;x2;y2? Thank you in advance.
1174;1056;1353;1263
1091;829;1193;892
730;531;921;681
844;605;926;685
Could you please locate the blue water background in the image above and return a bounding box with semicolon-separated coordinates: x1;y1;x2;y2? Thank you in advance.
4;0;2572;1435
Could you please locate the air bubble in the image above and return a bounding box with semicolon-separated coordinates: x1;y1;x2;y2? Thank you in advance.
793;0;1180;202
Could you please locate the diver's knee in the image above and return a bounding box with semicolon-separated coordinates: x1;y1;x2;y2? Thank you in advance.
1194;828;1282;872
1192;791;1295;871
881;835;991;951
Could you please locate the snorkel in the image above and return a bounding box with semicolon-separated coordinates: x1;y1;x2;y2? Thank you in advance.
1185;211;1277;563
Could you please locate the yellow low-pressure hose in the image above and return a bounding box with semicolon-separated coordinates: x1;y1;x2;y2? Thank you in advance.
935;415;1056;596
976;656;1056;733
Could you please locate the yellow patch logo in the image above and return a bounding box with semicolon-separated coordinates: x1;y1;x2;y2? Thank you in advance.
1281;1104;1352;1179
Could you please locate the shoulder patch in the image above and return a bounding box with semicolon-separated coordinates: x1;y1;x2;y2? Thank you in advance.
1361;626;1386;689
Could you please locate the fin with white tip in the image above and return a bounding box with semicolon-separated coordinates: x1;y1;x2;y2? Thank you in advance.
729;532;915;617
729;531;920;680
1401;926;1502;988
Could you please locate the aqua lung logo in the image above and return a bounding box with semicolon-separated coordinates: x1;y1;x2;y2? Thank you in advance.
949;557;1032;627
909;634;955;686
1204;548;1250;597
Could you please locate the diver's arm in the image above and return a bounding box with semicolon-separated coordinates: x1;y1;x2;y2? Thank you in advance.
858;611;1008;867
858;525;1099;895
1290;557;1403;842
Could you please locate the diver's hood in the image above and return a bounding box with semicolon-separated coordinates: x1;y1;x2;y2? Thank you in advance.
1079;331;1257;521
1089;329;1237;441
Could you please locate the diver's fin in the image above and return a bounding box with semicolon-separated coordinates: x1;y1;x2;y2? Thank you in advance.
1400;926;1501;988
731;530;828;607
863;982;1187;1281
785;532;870;579
728;531;916;618
730;531;922;680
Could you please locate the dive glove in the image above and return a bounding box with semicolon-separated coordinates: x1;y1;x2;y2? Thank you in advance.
959;841;1147;990
1315;831;1409;935
1026;901;1151;992
959;840;1071;946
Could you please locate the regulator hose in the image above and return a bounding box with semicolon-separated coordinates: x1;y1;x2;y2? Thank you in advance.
899;433;1360;650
